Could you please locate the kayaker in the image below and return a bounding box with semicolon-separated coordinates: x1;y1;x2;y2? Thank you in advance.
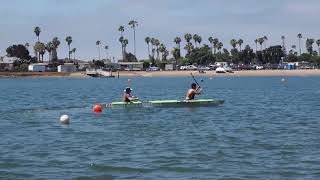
123;87;139;102
185;83;202;100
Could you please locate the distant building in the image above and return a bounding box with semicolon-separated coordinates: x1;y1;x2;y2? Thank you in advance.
78;62;91;70
28;63;48;72
165;64;176;71
118;62;143;71
0;56;15;71
58;63;77;73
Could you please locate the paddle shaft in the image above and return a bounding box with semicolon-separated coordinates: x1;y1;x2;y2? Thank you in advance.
191;73;201;88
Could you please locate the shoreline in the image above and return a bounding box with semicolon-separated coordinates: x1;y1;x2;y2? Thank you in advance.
1;70;320;78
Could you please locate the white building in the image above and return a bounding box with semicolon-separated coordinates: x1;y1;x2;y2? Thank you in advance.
118;62;143;71
0;56;15;71
58;64;77;73
28;63;47;72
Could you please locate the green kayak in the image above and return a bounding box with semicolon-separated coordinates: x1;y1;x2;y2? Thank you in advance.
105;99;224;108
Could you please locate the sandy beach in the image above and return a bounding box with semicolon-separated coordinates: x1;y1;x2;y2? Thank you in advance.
1;70;320;78
115;69;320;77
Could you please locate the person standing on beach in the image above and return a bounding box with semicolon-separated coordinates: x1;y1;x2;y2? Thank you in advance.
185;83;202;100
123;87;139;102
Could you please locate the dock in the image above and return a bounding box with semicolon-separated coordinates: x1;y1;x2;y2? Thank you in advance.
86;69;115;78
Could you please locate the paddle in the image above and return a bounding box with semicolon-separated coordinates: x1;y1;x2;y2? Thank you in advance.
190;73;202;93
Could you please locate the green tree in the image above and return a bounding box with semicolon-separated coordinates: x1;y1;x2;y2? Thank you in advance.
118;26;125;37
297;33;302;55
34;42;46;62
72;48;77;60
34;26;41;42
184;33;192;43
263;36;268;49
254;39;258;52
184;43;194;56
258;38;264;51
208;37;214;53
230;39;237;49
306;38;315;54
316;39;320;55
193;34;202;47
65;36;73;60
238;39;243;51
217;42;223;52
187;45;215;65
6;44;31;60
145;37;151;59
96;40;101;60
174;37;181;59
213;38;219;54
51;37;61;61
174;37;182;49
104;45;109;60
45;42;55;63
171;47;181;64
128;20;138;56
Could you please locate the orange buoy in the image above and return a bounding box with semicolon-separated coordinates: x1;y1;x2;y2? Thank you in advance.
93;105;102;113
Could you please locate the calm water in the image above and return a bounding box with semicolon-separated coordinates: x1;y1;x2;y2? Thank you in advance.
0;76;320;179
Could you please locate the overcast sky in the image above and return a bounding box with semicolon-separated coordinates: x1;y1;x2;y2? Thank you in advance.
0;0;320;61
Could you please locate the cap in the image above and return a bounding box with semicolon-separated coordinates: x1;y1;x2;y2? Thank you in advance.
124;87;133;92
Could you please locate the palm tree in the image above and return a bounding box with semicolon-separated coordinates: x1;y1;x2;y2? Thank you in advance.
174;37;182;49
45;42;54;62
150;38;156;59
52;37;61;61
96;40;101;60
72;48;76;60
65;36;73;60
230;39;237;49
306;38;315;54
184;33;192;43
34;42;46;62
217;42;223;52
119;36;124;60
184;43;194;55
122;39;129;60
145;37;151;58
118;26;125;37
281;36;286;51
297;33;302;55
213;38;219;54
154;39;160;60
34;27;41;42
128;20;138;56
193;34;201;47
34;27;41;61
238;39;243;51
104;45;109;60
258;38;264;51
316;39;320;55
208;37;214;53
159;44;166;61
254;39;258;52
263;36;268;49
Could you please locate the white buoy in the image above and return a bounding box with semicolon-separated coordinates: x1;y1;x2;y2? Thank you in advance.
281;78;286;82
60;115;70;124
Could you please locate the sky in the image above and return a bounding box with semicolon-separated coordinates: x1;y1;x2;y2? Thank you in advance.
0;0;320;61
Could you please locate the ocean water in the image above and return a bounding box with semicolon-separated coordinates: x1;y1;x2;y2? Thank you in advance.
0;76;320;179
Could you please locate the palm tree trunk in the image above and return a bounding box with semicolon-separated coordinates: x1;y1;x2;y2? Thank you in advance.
68;45;71;60
98;45;101;60
147;43;150;59
133;27;136;57
299;39;301;55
